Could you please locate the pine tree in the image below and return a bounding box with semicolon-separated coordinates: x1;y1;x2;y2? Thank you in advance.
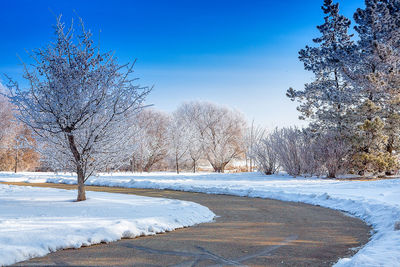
287;0;354;177
345;0;400;175
287;0;354;136
350;100;396;175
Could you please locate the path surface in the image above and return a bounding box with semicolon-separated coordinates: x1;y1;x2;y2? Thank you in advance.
5;182;370;267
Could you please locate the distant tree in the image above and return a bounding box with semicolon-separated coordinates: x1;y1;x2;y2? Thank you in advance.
196;102;246;173
132;109;169;172
168;111;189;174
175;102;245;173
187;127;204;173
6;16;150;201
0;85;14;147
252;129;279;175
244;120;265;172
175;102;204;173
11;126;39;173
0;85;39;172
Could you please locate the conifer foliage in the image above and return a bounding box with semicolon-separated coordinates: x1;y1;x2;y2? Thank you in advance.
288;0;400;177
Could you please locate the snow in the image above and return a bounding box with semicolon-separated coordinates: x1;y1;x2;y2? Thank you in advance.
0;182;215;266
1;172;400;266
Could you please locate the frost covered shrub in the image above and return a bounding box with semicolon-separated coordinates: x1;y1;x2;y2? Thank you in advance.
252;132;279;175
270;127;317;176
313;131;350;178
262;127;301;176
300;131;324;177
253;126;351;178
258;127;324;177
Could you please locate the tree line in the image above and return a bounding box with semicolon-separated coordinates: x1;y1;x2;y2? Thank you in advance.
1;89;249;175
130;102;247;174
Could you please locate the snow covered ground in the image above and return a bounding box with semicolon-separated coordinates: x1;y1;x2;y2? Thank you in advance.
0;182;215;266
1;172;400;266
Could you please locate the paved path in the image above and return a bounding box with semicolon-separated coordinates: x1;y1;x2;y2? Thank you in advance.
5;183;370;267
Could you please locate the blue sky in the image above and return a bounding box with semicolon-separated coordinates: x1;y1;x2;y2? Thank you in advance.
0;0;365;128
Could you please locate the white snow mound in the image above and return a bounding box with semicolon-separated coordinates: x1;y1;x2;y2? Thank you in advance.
0;183;215;266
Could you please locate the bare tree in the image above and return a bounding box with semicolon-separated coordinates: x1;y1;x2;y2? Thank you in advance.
168;111;189;174
132;109;169;172
0;85;40;172
252;130;279;175
313;131;350;178
187;128;204;173
261;127;325;177
175;103;204;172
11;126;38;173
270;127;305;177
0;84;14;146
244;120;265;172
174;102;246;173
5;16;150;201
299;130;324;177
196;102;246;173
0;91;17;171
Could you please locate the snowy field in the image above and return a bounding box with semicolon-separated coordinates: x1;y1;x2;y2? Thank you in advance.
0;183;215;266
1;172;400;266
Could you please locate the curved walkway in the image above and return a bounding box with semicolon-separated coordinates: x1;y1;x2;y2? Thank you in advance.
5;183;370;267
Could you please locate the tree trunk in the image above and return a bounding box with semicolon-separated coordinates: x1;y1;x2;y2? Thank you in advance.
131;157;135;173
265;170;272;175
213;164;226;173
386;139;394;176
77;167;86;201
143;159;152;172
176;155;179;174
14;148;18;173
193;159;196;173
327;171;336;179
66;132;86;201
144;164;151;173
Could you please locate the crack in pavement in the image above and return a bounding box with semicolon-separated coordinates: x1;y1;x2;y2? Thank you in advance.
120;235;298;266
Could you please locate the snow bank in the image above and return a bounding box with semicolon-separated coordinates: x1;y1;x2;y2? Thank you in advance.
1;172;400;266
0;183;215;266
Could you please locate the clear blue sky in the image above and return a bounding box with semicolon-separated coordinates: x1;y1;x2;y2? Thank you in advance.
0;0;364;129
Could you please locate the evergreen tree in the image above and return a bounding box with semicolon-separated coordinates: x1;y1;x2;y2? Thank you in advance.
350;100;396;175
345;0;400;174
287;0;354;177
287;0;354;136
